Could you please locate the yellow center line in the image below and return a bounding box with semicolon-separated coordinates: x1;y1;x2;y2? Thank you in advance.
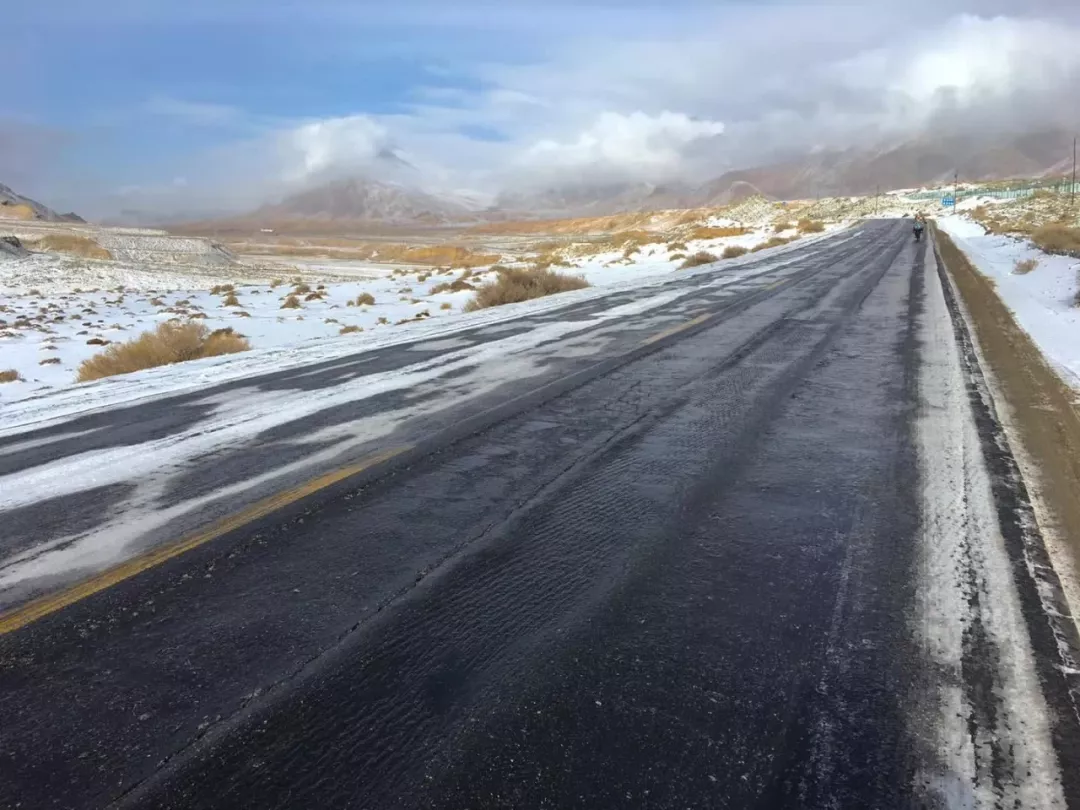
0;446;411;636
641;313;712;346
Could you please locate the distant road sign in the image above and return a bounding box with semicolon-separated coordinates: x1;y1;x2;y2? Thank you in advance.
942;196;955;207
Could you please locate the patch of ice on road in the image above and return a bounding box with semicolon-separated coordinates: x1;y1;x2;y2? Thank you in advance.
0;288;692;599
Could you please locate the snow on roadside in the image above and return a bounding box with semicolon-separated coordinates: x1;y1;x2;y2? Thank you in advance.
937;215;1080;391
1;227;849;413
0;229;852;430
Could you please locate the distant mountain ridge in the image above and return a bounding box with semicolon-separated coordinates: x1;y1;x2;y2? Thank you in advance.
170;127;1077;231
0;182;83;223
254;177;482;225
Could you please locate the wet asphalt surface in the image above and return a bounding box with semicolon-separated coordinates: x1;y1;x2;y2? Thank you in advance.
2;221;1075;808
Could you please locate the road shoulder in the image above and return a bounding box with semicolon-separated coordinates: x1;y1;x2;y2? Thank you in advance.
933;225;1080;622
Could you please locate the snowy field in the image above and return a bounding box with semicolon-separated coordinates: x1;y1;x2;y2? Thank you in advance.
938;215;1080;391
1;223;844;406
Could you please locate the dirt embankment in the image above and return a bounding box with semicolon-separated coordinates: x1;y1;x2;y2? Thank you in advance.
934;225;1080;593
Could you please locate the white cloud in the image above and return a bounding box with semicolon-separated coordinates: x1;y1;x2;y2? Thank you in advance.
517;111;725;183
76;4;1080;217
279;115;393;182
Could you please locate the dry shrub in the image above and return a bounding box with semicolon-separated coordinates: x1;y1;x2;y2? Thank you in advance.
440;302;453;310
27;288;42;297
1031;224;1080;257
222;292;241;306
339;325;363;335
28;234;112;260
210;284;235;295
774;221;794;232
377;316;389;325
86;337;110;346
39;357;61;366
1013;258;1039;275
751;236;791;253
281;294;302;309
355;292;375;306
234;310;252;317
77;322;250;382
797;219;826;234
668;241;688;252
270;278;284;288
689;226;748;240
398;287;414;294
721;245;749;259
669;253;687;262
535;252;573;269
293;282;313;294
304;291;325;301
679;251;719;269
430;278;476;294
463;267;590;311
0;369;20;383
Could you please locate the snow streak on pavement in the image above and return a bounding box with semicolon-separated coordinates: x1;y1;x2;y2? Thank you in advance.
0;235;848;607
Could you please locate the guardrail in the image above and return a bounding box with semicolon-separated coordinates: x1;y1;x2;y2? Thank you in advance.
904;181;1080;202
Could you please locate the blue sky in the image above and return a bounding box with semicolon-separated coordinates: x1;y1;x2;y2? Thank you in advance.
7;0;1080;217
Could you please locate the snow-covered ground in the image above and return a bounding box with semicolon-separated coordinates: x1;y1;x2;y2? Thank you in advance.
937;215;1080;390
0;225;846;406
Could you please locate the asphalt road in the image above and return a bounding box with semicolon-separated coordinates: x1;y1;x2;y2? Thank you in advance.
2;221;1079;809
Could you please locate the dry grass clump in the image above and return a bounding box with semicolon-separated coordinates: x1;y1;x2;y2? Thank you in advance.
721;245;749;259
270;278;284;288
774;221;794;232
669;253;687;262
1013;258;1039;275
430;278;476;294
440;302;453;310
28;234;113;260
210;284;235;295
463;267;589;311
534;251;574;269
0;369;21;383
679;251;719;269
350;292;376;306
280;294;303;309
293;282;313;294
751;236;792;253
668;241;688;252
222;292;242;306
339;325;363;335
797;219;826;234
689;226;748;240
304;291;326;301
1031;224;1080;257
76;322;250;382
39;357;61;366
